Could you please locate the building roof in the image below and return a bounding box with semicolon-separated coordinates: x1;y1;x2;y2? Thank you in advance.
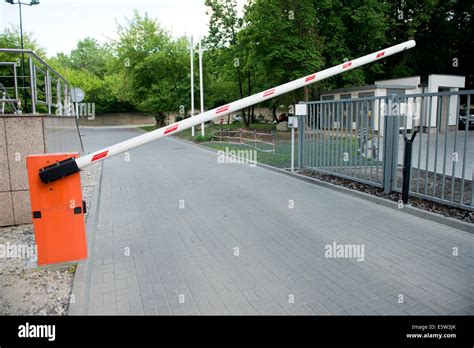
320;74;466;96
320;83;417;95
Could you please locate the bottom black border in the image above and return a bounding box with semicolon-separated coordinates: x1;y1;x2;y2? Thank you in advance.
0;315;472;346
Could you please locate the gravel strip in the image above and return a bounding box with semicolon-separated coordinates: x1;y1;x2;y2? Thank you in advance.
302;169;473;224
0;162;100;315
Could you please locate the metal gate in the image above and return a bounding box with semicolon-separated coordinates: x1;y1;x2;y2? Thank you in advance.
302;90;474;211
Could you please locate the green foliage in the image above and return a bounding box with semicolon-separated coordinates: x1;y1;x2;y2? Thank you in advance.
80;11;190;121
49;37;131;114
0;27;45;57
205;0;252;124
2;1;472;116
243;0;325;106
194;133;213;142
68;38;112;78
386;0;473;86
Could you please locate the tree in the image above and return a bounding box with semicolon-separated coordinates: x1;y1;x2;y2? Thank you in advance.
313;0;391;90
113;12;191;125
242;0;324;119
50;37;129;113
0;27;46;58
205;0;254;125
386;0;473;87
2;1;472;119
67;38;112;78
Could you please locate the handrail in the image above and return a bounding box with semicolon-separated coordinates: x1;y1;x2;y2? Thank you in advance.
0;48;67;83
0;82;18;114
0;48;72;115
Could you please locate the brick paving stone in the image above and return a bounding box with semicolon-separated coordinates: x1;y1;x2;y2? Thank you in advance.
76;128;474;315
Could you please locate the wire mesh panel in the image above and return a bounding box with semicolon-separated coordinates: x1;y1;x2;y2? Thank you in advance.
211;128;275;153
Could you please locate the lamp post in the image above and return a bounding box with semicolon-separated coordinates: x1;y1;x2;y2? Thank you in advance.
189;36;195;137
5;0;40;113
199;37;204;136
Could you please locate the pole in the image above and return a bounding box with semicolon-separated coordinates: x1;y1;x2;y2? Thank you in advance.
38;40;416;183
297;114;304;170
291;127;295;172
401;131;418;204
18;2;28;113
190;36;195;137
199;38;205;137
28;56;36;114
383;95;396;193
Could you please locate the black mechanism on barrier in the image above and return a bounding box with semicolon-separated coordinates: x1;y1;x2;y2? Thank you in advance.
39;157;81;184
401;130;418;204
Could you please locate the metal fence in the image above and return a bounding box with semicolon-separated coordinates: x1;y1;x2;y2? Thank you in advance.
0;48;72;115
301;90;474;211
212;128;275;152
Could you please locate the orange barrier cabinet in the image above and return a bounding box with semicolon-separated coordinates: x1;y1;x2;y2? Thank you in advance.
26;153;87;266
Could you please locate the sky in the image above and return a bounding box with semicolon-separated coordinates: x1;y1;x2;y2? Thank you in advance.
0;0;246;57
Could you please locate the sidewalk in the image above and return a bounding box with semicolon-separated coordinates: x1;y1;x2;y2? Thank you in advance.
70;127;473;315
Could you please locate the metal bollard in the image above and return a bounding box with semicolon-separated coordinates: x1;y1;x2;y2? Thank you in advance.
401;130;418;204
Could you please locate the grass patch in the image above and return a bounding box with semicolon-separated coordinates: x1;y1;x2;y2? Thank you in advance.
141;123;277;141
205;141;296;169
140;125;158;132
204;138;381;169
140;123;381;169
176;123;276;141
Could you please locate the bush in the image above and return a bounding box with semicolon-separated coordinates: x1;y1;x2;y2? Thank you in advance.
194;133;213;142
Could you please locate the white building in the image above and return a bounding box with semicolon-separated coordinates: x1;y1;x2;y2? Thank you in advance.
320;74;466;133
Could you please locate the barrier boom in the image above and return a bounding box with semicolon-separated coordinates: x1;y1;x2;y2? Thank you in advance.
39;40;416;183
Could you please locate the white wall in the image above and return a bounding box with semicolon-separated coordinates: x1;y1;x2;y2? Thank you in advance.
376;76;421;90
427;75;465;127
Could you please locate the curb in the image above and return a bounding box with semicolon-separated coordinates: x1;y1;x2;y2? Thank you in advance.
172;136;473;234
79;125;155;129
68;162;103;315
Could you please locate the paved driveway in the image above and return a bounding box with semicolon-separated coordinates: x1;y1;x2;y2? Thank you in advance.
74;127;473;315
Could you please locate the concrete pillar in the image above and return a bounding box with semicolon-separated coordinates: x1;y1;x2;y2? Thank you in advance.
0;115;83;226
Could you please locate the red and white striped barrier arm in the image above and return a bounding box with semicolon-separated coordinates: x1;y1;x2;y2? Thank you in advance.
39;40;415;183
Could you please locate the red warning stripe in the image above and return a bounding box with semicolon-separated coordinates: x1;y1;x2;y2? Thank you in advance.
376;51;385;58
305;74;317;82
164;124;179;135
216;105;230;114
263;88;276;97
91;150;108;162
343;62;352;69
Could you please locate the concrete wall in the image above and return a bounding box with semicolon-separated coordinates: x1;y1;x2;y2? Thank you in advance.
78;113;156;126
427;75;466;128
0;116;83;226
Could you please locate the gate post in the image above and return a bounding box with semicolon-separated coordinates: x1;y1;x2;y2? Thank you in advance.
383;95;397;193
297;112;305;171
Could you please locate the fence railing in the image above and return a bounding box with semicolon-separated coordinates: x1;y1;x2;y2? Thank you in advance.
1;81;18;114
211;128;275;152
302;90;473;211
0;48;72;115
